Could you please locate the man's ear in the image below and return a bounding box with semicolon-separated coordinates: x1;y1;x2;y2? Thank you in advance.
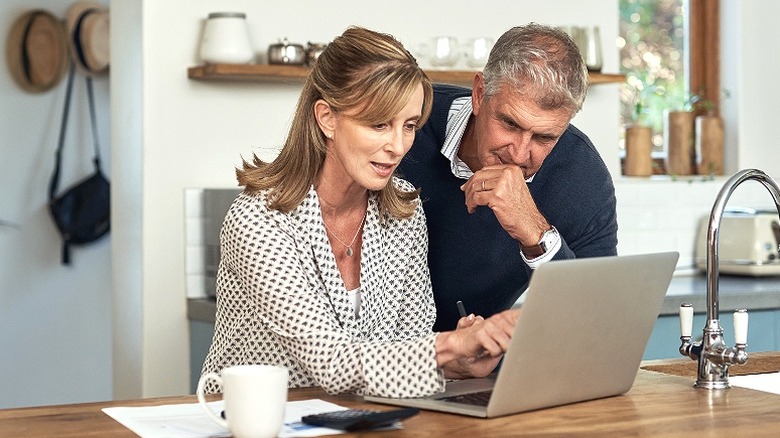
471;72;485;115
314;99;336;138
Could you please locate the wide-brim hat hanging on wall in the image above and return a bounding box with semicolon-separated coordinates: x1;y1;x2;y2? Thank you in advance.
66;1;109;76
5;9;69;93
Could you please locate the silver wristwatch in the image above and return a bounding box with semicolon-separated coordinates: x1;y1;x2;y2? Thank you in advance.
521;226;559;259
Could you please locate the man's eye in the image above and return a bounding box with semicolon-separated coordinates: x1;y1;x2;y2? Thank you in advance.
502;119;519;130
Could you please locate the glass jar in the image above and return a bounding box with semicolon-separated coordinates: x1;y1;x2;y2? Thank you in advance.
199;12;254;64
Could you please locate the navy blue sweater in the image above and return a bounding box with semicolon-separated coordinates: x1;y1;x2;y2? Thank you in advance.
399;84;618;331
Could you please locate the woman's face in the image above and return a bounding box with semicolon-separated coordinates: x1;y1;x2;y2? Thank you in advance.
322;83;425;192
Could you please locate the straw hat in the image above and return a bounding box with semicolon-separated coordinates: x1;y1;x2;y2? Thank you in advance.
66;1;109;76
5;9;69;92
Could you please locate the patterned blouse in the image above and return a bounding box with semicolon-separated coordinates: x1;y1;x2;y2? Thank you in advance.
200;179;446;398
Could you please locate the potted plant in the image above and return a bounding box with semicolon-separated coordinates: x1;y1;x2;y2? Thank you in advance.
693;89;730;176
623;84;658;177
664;94;698;176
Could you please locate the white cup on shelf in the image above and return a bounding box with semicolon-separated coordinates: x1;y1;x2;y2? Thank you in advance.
430;36;460;68
464;37;494;69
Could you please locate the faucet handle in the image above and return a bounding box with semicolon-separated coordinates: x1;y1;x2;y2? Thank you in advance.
734;309;749;345
680;303;693;338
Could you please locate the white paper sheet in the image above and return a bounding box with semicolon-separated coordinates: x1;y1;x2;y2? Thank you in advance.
729;371;780;395
102;398;351;438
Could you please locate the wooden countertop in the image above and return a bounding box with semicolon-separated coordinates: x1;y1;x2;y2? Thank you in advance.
3;353;780;437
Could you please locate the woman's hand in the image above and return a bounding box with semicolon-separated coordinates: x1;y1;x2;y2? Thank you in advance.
456;313;484;329
435;308;521;379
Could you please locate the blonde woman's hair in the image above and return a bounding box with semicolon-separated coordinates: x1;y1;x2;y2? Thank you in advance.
237;26;433;218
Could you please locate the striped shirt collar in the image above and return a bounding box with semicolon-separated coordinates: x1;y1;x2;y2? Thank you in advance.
441;97;475;180
440;96;535;183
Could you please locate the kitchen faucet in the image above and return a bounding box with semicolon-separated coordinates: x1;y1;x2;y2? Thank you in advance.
679;168;780;389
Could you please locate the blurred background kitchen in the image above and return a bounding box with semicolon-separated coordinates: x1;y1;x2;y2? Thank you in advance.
1;0;779;410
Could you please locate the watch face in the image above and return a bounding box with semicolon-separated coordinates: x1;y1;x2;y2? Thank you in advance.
540;227;559;250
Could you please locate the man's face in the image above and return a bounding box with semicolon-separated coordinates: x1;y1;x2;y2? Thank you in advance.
471;80;572;178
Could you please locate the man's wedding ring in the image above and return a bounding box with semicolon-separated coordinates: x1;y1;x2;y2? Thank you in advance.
481;180;486;191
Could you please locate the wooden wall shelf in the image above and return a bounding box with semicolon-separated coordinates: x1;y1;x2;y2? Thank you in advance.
187;64;625;86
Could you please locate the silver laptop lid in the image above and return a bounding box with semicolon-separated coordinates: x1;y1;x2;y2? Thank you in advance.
486;251;679;417
364;252;679;418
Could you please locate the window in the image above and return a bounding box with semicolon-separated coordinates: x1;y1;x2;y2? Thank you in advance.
619;0;685;150
618;0;720;174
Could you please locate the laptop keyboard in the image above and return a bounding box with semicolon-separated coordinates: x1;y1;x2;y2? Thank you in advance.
436;390;493;406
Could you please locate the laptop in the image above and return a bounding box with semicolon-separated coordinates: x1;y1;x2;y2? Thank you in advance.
364;251;679;418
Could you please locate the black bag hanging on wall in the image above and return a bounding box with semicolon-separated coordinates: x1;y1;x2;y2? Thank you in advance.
48;63;110;265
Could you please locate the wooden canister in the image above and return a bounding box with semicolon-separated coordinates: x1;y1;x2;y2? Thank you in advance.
664;111;696;175
624;125;653;176
696;115;724;175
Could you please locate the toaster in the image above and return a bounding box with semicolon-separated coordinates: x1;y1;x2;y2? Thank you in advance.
695;208;780;276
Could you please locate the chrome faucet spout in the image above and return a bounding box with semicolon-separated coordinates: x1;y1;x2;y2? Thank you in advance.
706;169;780;323
679;168;780;389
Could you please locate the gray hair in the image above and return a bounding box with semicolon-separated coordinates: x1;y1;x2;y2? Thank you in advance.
482;23;588;115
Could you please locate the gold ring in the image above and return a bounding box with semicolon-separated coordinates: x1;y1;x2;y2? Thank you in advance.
481;180;486;191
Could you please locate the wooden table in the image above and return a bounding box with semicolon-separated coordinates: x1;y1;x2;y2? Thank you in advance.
3;354;780;437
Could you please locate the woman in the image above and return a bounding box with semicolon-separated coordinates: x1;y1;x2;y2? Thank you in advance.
201;26;519;398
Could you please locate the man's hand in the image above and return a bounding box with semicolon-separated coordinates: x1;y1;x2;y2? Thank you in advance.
460;164;549;246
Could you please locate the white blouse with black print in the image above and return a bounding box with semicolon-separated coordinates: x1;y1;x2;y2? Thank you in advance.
200;178;446;398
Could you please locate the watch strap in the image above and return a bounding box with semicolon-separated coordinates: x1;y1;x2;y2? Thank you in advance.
521;226;558;259
521;242;545;259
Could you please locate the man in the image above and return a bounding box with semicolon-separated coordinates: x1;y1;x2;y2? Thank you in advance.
399;23;618;331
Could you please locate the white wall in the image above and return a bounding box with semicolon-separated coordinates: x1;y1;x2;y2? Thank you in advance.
2;0;780;408
728;0;780;178
110;0;143;404
0;0;112;408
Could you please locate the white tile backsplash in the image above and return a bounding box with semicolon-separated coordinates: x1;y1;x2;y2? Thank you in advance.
183;176;779;297
186;273;206;299
615;176;775;272
184;189;204;219
185;217;205;246
185;188;207;298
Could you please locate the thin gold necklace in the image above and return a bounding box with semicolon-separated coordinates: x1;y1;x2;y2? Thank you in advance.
322;209;367;257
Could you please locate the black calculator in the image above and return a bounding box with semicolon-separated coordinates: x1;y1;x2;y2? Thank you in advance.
301;407;420;431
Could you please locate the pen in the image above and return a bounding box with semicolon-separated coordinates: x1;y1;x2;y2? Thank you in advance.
456;300;467;318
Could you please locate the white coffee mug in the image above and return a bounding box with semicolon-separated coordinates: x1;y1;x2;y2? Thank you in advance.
197;365;288;438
